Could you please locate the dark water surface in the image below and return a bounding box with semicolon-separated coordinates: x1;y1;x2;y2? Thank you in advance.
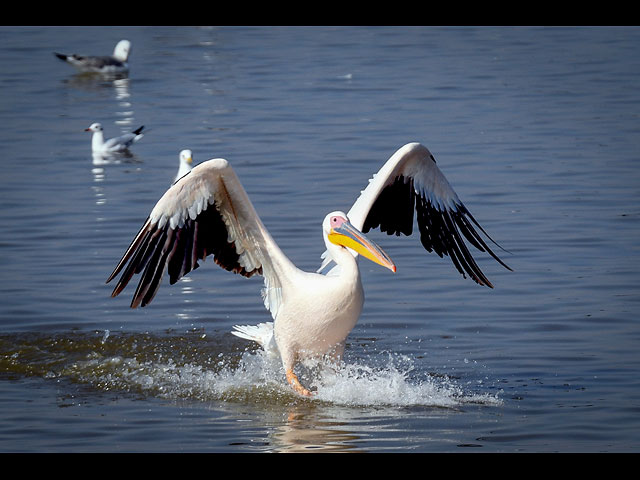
0;26;639;452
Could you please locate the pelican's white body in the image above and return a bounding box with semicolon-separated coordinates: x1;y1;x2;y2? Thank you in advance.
272;251;364;367
232;251;363;365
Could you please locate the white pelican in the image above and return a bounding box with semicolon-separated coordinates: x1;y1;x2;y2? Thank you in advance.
54;40;131;74
174;149;194;184
106;142;511;396
85;123;144;154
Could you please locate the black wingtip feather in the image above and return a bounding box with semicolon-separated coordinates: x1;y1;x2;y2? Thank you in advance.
108;200;263;309
456;206;513;273
363;175;415;236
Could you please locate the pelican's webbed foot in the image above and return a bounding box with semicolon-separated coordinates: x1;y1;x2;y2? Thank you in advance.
286;368;314;397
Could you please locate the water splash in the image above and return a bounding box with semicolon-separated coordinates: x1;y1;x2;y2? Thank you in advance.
74;347;500;408
251;349;501;408
0;331;502;408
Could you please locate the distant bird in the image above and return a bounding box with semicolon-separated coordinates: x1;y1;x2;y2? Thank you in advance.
106;142;511;396
174;150;193;183
85;123;144;154
54;40;131;74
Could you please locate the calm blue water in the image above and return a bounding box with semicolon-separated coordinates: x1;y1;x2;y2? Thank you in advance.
0;26;639;452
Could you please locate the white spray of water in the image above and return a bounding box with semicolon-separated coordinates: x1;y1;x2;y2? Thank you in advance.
75;347;502;408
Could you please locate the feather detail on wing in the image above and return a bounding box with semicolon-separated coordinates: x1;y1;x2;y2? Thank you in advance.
106;158;291;315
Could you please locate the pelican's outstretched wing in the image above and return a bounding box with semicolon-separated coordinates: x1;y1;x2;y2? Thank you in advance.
320;142;511;287
106;158;293;315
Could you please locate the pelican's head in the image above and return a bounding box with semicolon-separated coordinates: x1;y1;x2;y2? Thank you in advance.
180;149;193;165
85;123;103;133
323;211;396;272
113;40;131;62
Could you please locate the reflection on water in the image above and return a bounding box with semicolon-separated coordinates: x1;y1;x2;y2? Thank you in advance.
273;417;361;452
61;71;129;90
63;70;137;144
91;151;142;207
112;78;134;127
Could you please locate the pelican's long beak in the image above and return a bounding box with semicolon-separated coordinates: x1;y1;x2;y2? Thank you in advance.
329;221;396;272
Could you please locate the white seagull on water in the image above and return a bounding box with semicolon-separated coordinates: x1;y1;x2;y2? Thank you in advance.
106;142;512;396
85;123;144;154
174;149;194;184
54;40;131;74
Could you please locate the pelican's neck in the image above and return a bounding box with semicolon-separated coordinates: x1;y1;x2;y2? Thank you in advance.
91;130;105;150
324;242;360;279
